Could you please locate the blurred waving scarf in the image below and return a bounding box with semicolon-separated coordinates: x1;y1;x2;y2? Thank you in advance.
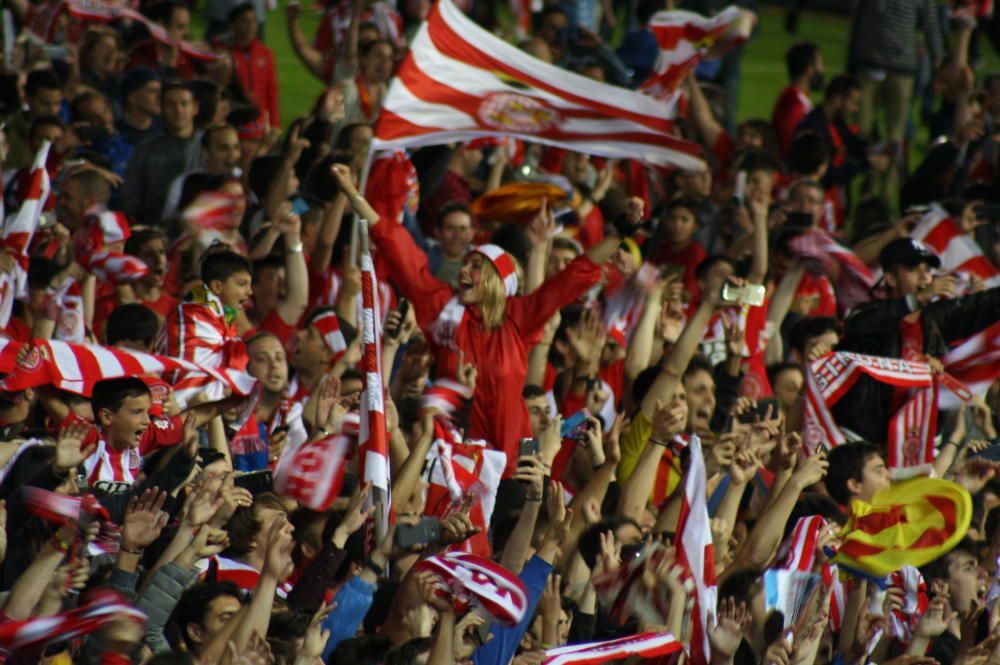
0;142;51;329
542;632;683;665
414;551;527;625
73;206;149;285
832;477;972;582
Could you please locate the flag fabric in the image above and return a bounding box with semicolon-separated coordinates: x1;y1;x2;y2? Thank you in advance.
22;486;111;524
888;566;929;646
358;221;390;535
674;434;716;665
422;418;506;556
802;352;951;474
0;590;146;653
542;632;683;665
832;477;972;580
911;205;1000;288
640;6;752;100
414;551;528;625
941;319;1000;405
65;0;221;62
160;287;248;372
181;190;245;232
592;541;679;627
273;434;351;511
0;141;51;329
73;206;148;284
774;515;847;631
85;251;150;285
420;379;473;419
371;0;703;170
788;230;876;314
363;150;420;225
0;339;257;410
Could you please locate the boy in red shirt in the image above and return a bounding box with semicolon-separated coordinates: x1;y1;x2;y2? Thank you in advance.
772;42;823;158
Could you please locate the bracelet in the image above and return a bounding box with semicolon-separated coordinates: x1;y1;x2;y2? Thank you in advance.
649;437;670;447
942;440;960;449
287;241;304;254
120;545;143;555
51;534;71;554
365;558;385;577
525;497;543;503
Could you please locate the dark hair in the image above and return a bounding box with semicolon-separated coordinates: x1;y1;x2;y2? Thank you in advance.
201;250;252;285
739;149;782;177
252;255;285;282
106;303;161;348
306;307;357;347
227;1;256;22
684;354;714;381
28;114;66;139
331;635;393;665
789;131;831;176
70;90;108;122
65;167;112;204
718;567;763;606
766;362;803;388
788;316;839;356
385;638;434;665
825;441;881;505
578;518;642;569
851;196;893;244
161;80;195;102
187;79;220;129
26;69;62;97
201;123;238;150
665;196;701;224
148;0;185;24
125;227;167;256
177;173;234;213
247;154;284;200
783;493;846;539
334;122;373;154
694;255;737;282
146;654;196;665
167;581;243;651
92;377;151;416
28;257;62;290
786;42;819;80
919;537;979;585
825;74;859;101
437;201;472;226
522;384;546;400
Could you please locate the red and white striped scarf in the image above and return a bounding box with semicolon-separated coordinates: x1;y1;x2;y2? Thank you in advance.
430;297;467;350
273;433;350;511
803;352;940;473
422;418;506;556
774;515;847;631
888;566;929;646
543;632;683;665
0;142;50;329
161;288;248;372
197;555;261;592
420;378;473;419
413;551;528;625
940;319;1000;407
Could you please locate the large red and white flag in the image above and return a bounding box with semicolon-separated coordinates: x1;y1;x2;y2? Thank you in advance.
0;340;257;410
640;6;754;100
674;434;716;665
372;0;703;170
359;222;390;534
0;141;51;329
941;319;1000;406
911;205;1000;288
788;230;876;314
273;433;351;511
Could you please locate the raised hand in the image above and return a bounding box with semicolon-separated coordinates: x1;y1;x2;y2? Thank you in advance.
440;510;480;545
333;481;374;548
53;423;97;474
513;455;546;502
300;602;334;661
457;351;478;393
263;515;295;580
651;397;686;442
709;597;751;660
122;488;170;551
791;450;829;490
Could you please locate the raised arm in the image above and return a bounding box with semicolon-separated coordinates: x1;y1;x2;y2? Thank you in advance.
274;206;309;326
685;76;725;150
286;2;329;81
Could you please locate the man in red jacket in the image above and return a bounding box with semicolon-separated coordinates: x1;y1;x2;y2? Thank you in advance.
227;2;280;127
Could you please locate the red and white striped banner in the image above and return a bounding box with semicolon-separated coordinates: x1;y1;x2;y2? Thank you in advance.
941;319;1000;406
359;223;390;535
0;340;256;410
543;632;683;665
273;434;351;511
371;0;703;170
161;292;248;372
640;6;752;100
911;205;1000;288
0;142;50;329
65;0;221;61
675;434;716;665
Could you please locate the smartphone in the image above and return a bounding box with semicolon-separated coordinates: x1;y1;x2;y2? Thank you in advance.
974;438;1000;461
737;397;781;425
518;437;539;458
234;470;273;494
721;283;766;307
386;299;409;340
560;409;590;438
396;517;442;549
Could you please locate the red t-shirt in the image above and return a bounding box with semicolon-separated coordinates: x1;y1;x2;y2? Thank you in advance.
655;241;708;302
772;85;813;157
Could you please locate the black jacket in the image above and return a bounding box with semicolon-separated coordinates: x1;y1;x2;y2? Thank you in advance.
832;287;1000;443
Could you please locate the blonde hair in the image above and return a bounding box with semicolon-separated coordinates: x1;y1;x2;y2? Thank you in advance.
476;255;524;330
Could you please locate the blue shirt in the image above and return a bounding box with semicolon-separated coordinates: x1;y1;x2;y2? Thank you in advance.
473;556;552;665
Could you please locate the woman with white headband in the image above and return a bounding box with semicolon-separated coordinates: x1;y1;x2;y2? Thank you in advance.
332;164;627;477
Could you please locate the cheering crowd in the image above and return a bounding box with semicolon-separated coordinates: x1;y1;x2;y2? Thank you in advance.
0;0;999;663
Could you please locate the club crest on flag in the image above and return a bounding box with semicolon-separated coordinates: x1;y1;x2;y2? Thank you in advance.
479;93;561;132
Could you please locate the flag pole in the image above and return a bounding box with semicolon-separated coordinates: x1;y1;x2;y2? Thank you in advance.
350;147;377;267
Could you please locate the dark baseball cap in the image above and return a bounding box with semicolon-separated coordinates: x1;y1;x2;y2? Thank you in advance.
879;237;941;270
